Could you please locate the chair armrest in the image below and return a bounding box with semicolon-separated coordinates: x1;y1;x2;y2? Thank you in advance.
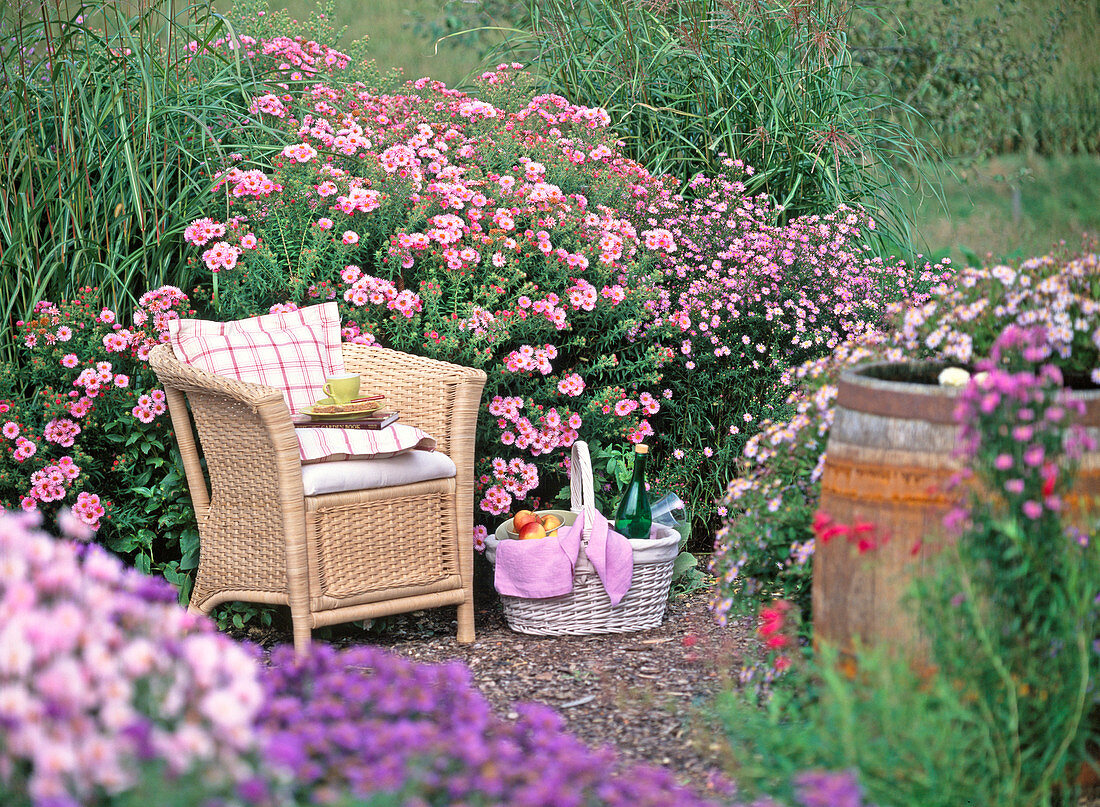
340;344;487;460
147;344;304;518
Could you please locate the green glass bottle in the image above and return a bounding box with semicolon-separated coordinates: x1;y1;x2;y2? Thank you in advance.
614;444;653;540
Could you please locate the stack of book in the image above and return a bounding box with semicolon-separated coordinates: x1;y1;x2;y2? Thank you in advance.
292;410;400;430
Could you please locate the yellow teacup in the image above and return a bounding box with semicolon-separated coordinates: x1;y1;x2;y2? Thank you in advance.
322;373;360;404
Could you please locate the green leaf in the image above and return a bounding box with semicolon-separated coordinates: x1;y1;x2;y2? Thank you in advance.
673;550;698;579
180;537;200;570
134;553;151;575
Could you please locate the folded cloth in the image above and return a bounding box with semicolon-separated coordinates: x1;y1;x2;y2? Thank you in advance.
494;520;582;600
494;510;635;606
580;510;634;607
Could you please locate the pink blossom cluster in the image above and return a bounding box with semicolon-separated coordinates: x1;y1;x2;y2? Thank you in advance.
183;217;226;246
71;491;105;528
477;456;540;516
516;293;570;330
25;458;79;506
187;33;351;78
489;395;583;457
890;249;1100;383
646;164;951;376
2;287;192;517
132;390;168;424
342;271;423;318
42;418;81;447
557;372;586;396
0;512;262;803
503;343;557;375
213;167;282;199
2;420;37;465
133;285;191;358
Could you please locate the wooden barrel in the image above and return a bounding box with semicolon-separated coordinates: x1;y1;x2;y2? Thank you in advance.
813;361;1100;656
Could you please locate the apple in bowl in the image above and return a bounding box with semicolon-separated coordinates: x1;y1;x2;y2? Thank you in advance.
506;510;569;540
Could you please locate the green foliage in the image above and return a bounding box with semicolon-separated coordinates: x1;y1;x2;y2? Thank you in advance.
720;643;997;807
109;450;200;603
405;0;513;57
849;0;1099;158
720;349;1100;807
491;0;936;243
0;0;276;366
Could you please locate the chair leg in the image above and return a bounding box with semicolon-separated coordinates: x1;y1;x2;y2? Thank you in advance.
457;598;475;643
292;613;313;657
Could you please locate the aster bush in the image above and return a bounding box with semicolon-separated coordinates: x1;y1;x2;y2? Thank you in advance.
179;47;947;547
711;244;1100;625
641;162;946;532
0;286;200;593
259;643;723;807
179;59;689;533
0;510;263;806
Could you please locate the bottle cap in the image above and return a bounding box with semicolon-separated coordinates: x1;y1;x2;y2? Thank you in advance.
635;444;649;454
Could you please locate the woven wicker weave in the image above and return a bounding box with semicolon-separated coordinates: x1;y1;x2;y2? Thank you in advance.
486;441;679;636
149;342;486;654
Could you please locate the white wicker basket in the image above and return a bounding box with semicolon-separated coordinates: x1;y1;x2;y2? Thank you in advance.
485;441;680;636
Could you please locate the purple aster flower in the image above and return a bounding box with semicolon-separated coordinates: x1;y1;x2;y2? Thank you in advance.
794;769;866;807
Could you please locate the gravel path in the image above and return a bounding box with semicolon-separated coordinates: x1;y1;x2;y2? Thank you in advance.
368;586;751;800
240;583;752;802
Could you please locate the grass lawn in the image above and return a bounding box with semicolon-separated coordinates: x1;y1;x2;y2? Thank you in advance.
234;0;494;87
904;154;1100;265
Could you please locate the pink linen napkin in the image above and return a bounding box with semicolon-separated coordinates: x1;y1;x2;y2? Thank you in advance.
494;520;582;599
580;510;635;607
494;511;635;605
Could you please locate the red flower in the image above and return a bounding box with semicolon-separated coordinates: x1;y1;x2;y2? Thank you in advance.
811;510;833;535
765;634;790;650
1041;462;1057;497
818;523;850;544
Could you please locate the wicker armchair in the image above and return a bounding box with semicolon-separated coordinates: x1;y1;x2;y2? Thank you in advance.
149;342;487;654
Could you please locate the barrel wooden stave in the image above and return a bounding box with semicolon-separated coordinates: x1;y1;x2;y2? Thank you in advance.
813;362;1100;657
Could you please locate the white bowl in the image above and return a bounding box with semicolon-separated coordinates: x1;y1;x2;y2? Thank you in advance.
502;509;577;540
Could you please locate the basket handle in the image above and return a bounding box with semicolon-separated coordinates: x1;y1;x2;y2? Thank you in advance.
569;441;597;528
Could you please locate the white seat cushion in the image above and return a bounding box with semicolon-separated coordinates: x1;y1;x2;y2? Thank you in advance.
301;449;457;496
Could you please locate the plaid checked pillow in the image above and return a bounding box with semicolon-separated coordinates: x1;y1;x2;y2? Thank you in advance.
296;423;436;465
168;302;343;414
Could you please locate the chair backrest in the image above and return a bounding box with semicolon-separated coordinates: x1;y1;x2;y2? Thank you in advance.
341;343;463;456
